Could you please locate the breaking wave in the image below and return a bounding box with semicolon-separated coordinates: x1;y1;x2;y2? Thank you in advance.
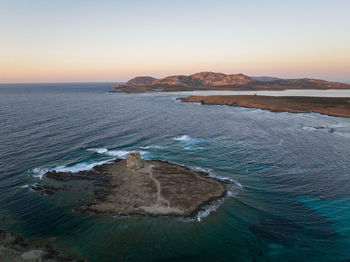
30;159;115;179
186;165;243;222
172;135;208;145
30;148;150;180
139;145;166;150
87;148;148;158
302;124;347;133
87;148;108;154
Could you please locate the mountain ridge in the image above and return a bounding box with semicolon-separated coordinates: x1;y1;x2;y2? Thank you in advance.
113;72;350;93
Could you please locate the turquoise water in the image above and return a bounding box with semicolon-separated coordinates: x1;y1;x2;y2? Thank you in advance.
1;83;350;261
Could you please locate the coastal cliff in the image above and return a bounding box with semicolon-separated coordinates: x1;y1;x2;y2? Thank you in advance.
112;72;350;93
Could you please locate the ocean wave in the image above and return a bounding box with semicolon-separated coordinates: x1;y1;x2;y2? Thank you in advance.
183;146;196;151
173;135;193;141
87;148;108;154
31;148;151;180
185;164;243;221
277;139;283;146
30;167;49;179
30;159;114;179
249;108;267;113
195;180;241;222
188;165;212;174
302;125;343;133
139;145;166;150
87;148;148;158
172;135;207;144
197;202;221;222
189;165;241;185
105;150;148;158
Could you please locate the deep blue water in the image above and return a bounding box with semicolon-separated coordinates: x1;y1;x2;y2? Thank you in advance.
1;83;350;261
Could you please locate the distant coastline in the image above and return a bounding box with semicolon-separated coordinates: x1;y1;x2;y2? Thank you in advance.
178;95;350;118
110;72;350;93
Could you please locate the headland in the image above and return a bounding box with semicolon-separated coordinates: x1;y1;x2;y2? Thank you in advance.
178;95;350;118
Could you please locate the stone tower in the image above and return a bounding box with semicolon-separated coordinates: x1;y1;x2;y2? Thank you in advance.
126;152;143;169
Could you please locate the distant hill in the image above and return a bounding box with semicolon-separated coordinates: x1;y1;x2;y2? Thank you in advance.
113;72;350;93
126;76;157;86
250;76;280;82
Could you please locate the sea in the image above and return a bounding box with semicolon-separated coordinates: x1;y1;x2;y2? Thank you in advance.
1;83;350;261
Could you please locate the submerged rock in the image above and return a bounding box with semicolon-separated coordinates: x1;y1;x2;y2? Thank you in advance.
0;229;86;261
21;249;45;260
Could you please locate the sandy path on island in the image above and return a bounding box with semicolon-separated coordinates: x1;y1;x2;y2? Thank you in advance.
140;164;182;214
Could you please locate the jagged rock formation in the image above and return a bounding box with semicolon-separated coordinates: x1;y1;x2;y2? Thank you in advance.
112;72;350;93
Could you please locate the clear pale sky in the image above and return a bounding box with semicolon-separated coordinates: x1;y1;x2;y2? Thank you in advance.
0;0;349;83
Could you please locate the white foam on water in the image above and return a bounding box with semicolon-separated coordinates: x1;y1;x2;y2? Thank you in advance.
188;165;212;173
233;180;243;188
302;126;317;131
173;135;193;141
87;148;148;158
31;168;49;179
53;159;113;173
195;185;241;222
302;125;344;134
30;159;114;179
183;146;204;151
184;164;244;221
303;123;347;131
20;184;29;188
87;148;108;154
31;148;151;180
197;202;221;222
105;150;148;158
139;145;166;150
277;139;283;146
172;135;207;143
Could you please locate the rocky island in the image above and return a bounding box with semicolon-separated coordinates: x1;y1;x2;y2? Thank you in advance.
178;95;350;118
111;72;350;93
33;153;226;218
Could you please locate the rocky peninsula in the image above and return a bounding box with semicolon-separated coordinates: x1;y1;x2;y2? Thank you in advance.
111;72;350;93
178;95;350;118
33;153;226;218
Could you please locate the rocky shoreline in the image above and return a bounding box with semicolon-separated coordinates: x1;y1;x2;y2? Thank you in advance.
32;153;227;219
178;95;350;118
0;229;86;261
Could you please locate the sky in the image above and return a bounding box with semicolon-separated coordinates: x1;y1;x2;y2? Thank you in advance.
0;0;349;83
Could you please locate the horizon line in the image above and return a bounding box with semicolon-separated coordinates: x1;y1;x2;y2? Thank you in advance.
1;74;350;85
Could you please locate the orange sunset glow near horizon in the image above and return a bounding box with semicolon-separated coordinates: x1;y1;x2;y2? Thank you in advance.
1;0;349;84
